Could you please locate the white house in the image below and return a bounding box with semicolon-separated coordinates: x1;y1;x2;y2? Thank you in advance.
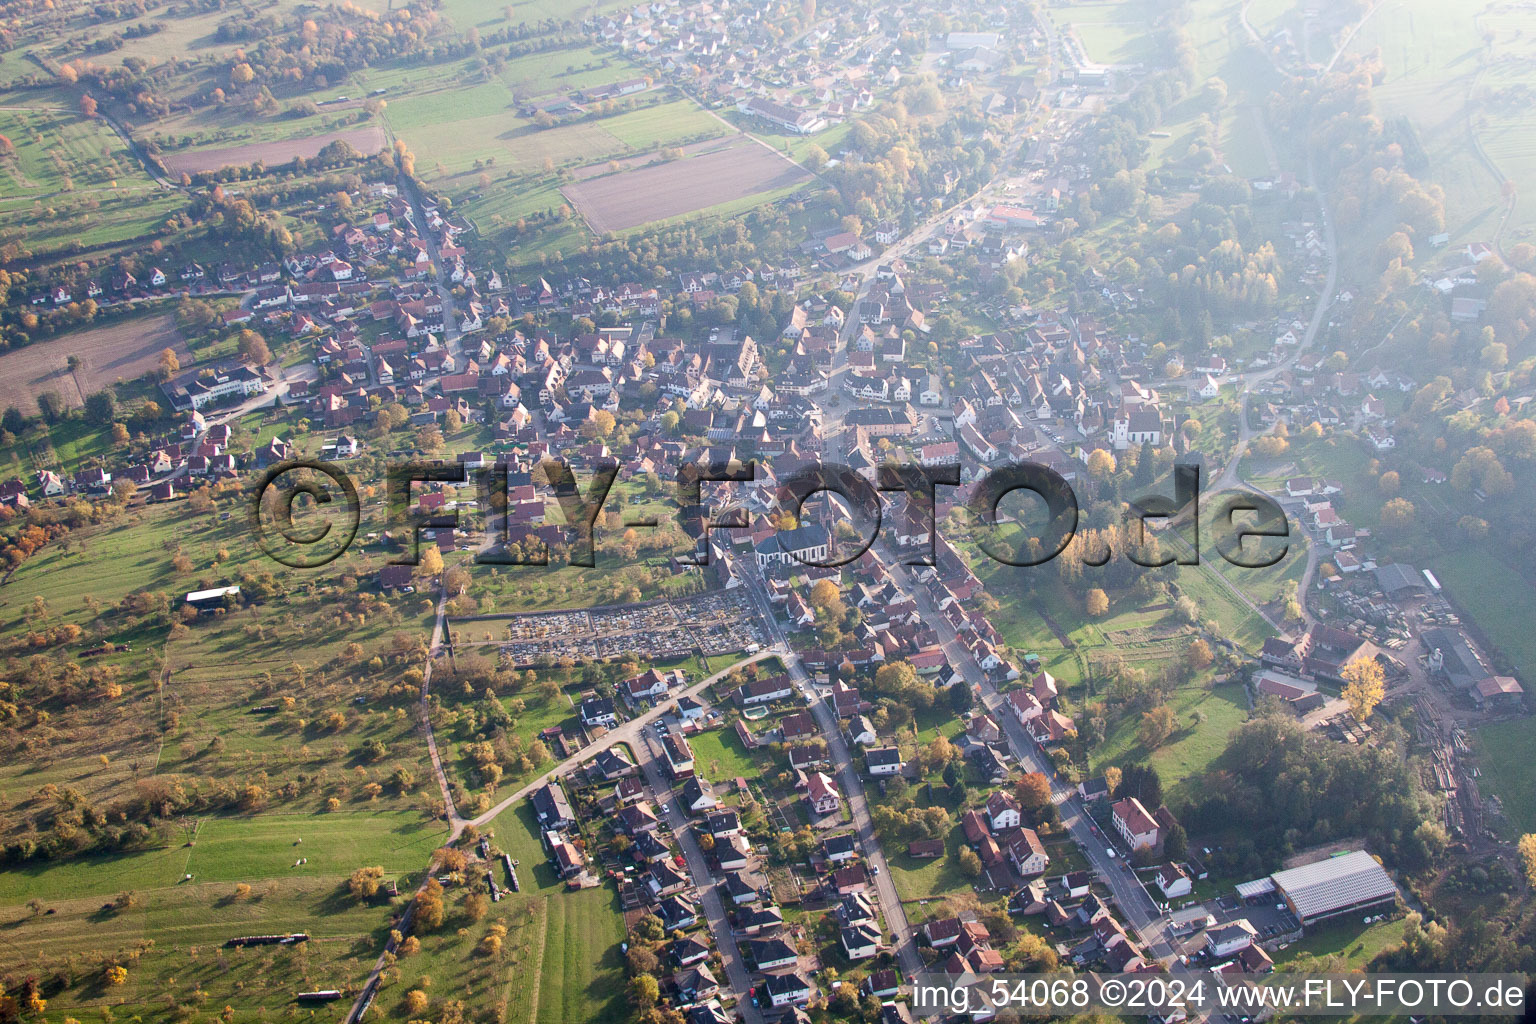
840;921;881;960
1005;827;1050;877
1111;797;1160;850
1156;863;1193;899
763;973;812;1008
919;374;944;406
1206;919;1257;958
865;746;903;776
806;772;840;815
986;791;1021;831
846;714;877;747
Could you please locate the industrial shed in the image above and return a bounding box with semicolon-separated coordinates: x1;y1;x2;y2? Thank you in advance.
1270;851;1399;924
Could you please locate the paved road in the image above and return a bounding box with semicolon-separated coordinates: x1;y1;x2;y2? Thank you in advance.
466;648;782;831
870;547;1172;951
637;724;766;1024
398;172;463;355
421;586;467;834
346;645;781;1022
740;571;925;981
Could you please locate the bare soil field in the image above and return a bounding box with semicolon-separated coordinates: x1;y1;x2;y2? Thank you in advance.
157;126;387;174
561;139;812;232
568;136;736;181
0;314;192;410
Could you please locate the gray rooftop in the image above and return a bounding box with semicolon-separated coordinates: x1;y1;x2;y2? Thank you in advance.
1271;850;1397;921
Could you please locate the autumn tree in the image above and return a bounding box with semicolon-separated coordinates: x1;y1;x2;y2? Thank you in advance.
415;877;445;931
1138;705;1176;749
1341;656;1386;722
157;347;181;381
874;659;919;695
1103;766;1122;796
347;865;386;901
957;846;982;878
1086;588;1109;617
581;410;616;438
808;578;842;615
1519;834;1536;888
236;329;272;366
1015;772;1051;811
1188;638;1213;669
416;545;444;580
1379;498;1416;536
478;922;505;954
1086;449;1116;479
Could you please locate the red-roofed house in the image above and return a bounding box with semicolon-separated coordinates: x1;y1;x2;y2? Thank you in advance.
1111;797;1160;851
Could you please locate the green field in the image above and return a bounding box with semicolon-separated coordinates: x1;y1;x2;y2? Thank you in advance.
531;888;628;1024
0;813;445;904
687;724;762;780
374;49;718;181
0;106;151;193
0;811;447;1022
1;873;397;1021
429;0;633;32
886;827;973;903
1275;915;1409;968
1336;0;1516;241
1475;717;1536;836
599;99;724;149
0;99;178;255
1059;0;1162;66
475;801;628;1024
1092;680;1249;802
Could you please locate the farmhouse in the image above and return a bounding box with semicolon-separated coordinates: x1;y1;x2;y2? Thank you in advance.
1252;671;1327;714
1472;675;1524;711
184;585;241;613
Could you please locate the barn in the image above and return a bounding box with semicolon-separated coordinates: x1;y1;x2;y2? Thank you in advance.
1270;851;1399;925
